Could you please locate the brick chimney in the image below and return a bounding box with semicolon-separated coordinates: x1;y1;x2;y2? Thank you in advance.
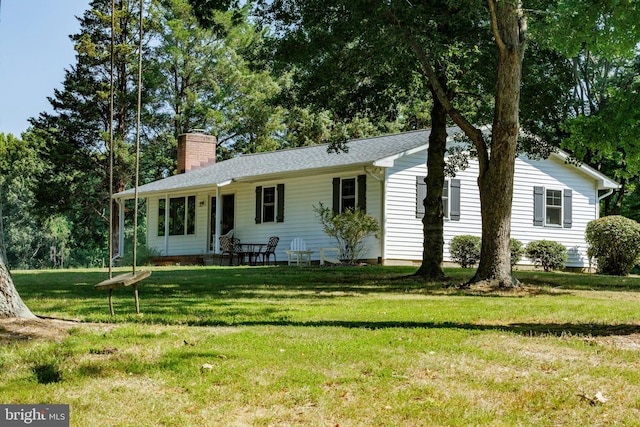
177;132;217;174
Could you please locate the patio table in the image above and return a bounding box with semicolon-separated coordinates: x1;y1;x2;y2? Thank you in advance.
239;243;265;265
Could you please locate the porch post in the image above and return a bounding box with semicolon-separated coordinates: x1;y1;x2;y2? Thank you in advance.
215;186;222;253
164;195;169;255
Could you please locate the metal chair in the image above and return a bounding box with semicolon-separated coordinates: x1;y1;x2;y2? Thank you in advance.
260;236;280;265
219;235;242;265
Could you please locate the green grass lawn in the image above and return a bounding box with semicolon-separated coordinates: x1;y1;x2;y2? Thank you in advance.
2;266;640;426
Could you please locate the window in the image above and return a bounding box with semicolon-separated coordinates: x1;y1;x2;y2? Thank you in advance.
533;187;572;228
333;175;366;213
263;187;276;222
341;178;356;212
158;195;196;236
416;177;460;221
255;184;284;224
546;189;562;226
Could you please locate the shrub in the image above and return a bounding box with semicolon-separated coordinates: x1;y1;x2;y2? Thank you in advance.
525;240;567;271
585;215;640;276
313;203;380;264
450;236;524;268
450;235;481;268
510;238;524;267
120;243;161;267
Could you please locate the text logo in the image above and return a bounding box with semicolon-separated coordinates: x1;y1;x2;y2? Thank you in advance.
1;405;69;426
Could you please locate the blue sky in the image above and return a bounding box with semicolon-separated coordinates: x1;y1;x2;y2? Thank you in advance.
0;0;91;137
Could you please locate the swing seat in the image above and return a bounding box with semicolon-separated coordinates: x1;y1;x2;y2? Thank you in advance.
95;270;151;316
94;270;151;290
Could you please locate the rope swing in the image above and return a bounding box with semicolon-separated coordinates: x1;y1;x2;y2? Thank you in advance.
95;0;151;315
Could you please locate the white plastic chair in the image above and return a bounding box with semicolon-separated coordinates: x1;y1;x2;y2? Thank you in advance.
285;238;313;266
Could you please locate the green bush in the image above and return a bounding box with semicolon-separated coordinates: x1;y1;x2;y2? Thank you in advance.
585;215;640;276
450;235;481;268
525;240;567;271
450;235;524;268
510;238;524;267
313;203;380;264
120;243;161;267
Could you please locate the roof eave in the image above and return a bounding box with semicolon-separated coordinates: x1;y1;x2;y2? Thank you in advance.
551;150;620;190
373;145;427;167
113;179;234;200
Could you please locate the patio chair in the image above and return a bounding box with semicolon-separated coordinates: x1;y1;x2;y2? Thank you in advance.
220;235;243;265
232;237;246;265
260;236;280;265
285;238;313;266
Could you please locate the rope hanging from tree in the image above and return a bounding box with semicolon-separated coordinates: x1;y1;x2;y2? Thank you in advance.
94;0;150;315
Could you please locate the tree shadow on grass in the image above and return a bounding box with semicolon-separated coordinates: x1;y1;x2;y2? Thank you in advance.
202;319;640;339
14;266;587;304
12;267;640;341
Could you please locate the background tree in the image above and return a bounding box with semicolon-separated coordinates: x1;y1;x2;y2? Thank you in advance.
561;53;640;218
0;133;65;269
22;0;285;266
29;0;150;265
540;1;640;220
0;134;36;318
145;0;286;180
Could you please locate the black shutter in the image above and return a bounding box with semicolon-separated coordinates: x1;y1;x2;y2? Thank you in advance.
276;184;285;223
533;186;544;226
563;189;572;228
332;177;340;214
416;176;426;218
255;186;262;224
450;179;461;221
357;174;367;211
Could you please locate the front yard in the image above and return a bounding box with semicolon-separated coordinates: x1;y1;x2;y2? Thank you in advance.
2;266;640;426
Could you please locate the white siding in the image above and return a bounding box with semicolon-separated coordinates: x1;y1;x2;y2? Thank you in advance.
511;155;598;268
145;170;382;262
144;150;602;268
384;150;600;268
147;190;213;256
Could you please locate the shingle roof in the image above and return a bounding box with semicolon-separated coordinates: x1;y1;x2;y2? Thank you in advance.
115;129;434;197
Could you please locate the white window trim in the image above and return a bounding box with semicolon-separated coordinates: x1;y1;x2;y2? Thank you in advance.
544;188;563;227
261;186;276;223
340;177;357;213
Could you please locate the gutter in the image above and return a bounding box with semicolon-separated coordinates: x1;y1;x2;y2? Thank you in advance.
596;188;614;219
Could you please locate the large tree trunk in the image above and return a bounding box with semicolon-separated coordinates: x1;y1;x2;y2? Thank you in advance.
0;190;36;318
392;1;526;287
470;0;526;287
0;257;35;318
415;94;447;279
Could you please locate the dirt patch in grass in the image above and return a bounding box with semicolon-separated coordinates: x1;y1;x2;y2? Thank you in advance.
592;334;640;351
0;317;110;343
461;283;567;297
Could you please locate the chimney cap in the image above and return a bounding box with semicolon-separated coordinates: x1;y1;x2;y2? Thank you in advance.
187;128;207;134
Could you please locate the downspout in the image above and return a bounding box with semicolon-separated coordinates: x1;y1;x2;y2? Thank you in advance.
365;167;385;265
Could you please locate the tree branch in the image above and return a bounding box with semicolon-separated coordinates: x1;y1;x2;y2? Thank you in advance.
386;9;488;167
487;0;506;52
